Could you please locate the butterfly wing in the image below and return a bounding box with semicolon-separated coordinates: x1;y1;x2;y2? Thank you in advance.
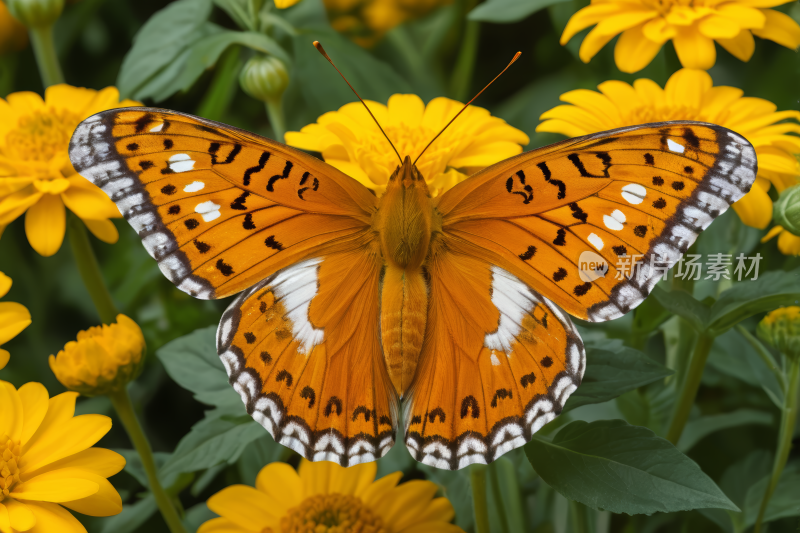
218;236;398;465
436;121;757;321
69;108;377;299
404;233;584;469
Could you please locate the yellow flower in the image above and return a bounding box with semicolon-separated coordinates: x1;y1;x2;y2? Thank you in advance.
0;272;30;371
199;459;463;533
0;3;27;55
324;0;453;47
49;315;146;396
560;0;800;73
537;68;800;229
0;85;140;256
762;225;800;255
0;381;125;532
286;94;529;196
758;306;800;359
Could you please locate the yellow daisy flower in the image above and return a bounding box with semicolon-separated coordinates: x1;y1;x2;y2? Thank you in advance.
537;68;800;229
762;225;800;255
198;459;464;533
286;93;529;196
0;84;140;257
0;381;125;532
0;272;30;371
560;0;800;73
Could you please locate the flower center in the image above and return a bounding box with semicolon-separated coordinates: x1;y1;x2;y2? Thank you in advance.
277;493;387;533
0;436;21;502
5;109;81;162
624;103;713;125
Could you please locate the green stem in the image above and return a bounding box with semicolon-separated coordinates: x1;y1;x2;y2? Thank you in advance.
67;215;118;324
754;356;800;533
109;388;189;533
487;462;509;533
569;500;590;533
29;24;64;87
0;54;18;97
496;459;526;533
448;0;480;102
265;97;286;143
470;464;491;533
666;332;715;445
736;325;787;394
196;45;242;122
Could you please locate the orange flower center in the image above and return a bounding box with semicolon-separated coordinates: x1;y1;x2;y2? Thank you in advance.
5;109;80;162
0;435;21;502
276;493;386;533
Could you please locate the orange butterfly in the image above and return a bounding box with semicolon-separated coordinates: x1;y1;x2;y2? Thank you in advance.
69;69;756;471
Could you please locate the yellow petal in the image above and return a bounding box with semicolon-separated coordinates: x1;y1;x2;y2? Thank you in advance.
0;349;8;370
715;4;766;29
632;78;666;107
598;80;642;111
579;25;620;63
32;178;70;195
673;25;717;69
386;94;425;127
62;177;120;219
0;381;23;442
0;177;35;197
376;480;439;528
411;497;456;523
751;9;800;49
83;219;119;244
762;224;784;242
197;517;250;533
359;471;402;504
275;0;302;8
0;301;30;345
0;187;42;226
615;24;664;73
715;30;756;62
20;414;112;474
642;17;677;43
0;272;10;298
59;475;122;517
0;500;9;533
328;462;376;496
24;194;65;257
17;383;49;446
540;105;611;133
5;92;44;115
299;459;334;496
731;179;773;229
26;448;125;480
396;522;464;533
206;485;278;531
11;475;98;503
560;3;630;44
559;89;621;125
777;229;800;255
536;119;593;138
25;501;86;533
665;68;712;110
44;85;97;117
254;463;302;513
4;499;35;532
699;14;744;38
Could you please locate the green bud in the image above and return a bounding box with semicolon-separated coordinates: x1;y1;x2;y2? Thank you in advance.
5;0;64;28
773;185;800;237
239;55;290;103
757;307;800;361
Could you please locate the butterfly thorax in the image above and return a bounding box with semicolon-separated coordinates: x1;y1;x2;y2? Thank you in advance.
376;156;434;397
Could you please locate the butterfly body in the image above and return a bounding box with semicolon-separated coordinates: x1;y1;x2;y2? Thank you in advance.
70;108;757;470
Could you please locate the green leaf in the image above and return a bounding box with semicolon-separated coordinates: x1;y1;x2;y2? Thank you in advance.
744;462;800;527
159;415;266;478
708;269;800;334
468;0;571;23
417;465;475;530
156;326;242;411
525;420;739;515
100;494;157;533
115;449;176;489
677;409;774;452
651;285;711;332
213;0;253;30
117;0;214;99
236;434;287;486
562;345;673;413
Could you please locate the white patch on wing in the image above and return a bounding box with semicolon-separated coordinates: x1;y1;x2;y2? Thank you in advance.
149;123;164;132
667;139;685;153
611;209;626;224
484;266;535;352
195;200;220;222
588;233;604;250
271;259;325;353
183;181;205;192
490;351;501;366
603;215;624;231
621;183;646;205
168;153;195;173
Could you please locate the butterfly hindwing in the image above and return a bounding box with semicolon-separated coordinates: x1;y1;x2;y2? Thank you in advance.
436;121;757;321
69;108;377;299
404;234;584;469
217;236;399;466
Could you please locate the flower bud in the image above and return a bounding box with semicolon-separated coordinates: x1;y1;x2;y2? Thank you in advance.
757;307;800;361
239;55;289;103
773;185;800;237
5;0;64;28
49;314;146;396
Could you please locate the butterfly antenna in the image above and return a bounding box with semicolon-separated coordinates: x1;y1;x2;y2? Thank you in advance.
313;41;403;164
413;51;522;165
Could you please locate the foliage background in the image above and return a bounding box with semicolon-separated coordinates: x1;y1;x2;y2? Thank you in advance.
1;0;800;531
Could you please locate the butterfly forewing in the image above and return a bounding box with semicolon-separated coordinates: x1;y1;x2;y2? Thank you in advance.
436;122;757;322
69;108;377;299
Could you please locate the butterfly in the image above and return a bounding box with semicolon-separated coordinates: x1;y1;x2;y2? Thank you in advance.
69;105;756;470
